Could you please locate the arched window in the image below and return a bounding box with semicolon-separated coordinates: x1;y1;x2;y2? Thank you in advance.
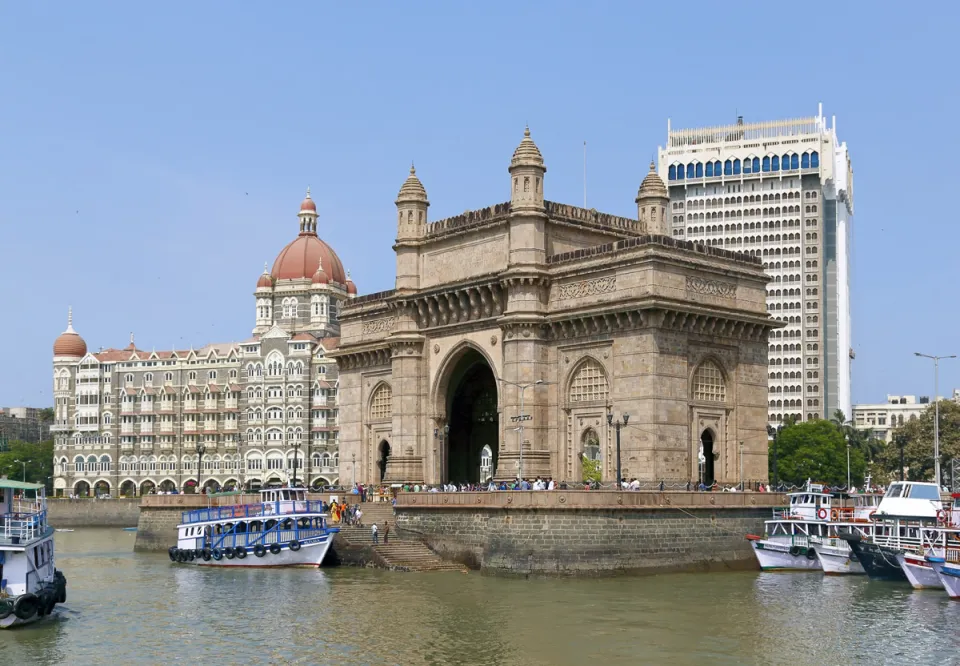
568;358;609;403
693;361;726;402
801;153;810;169
790;154;799;170
676;163;685;180
810;151;819;168
771;155;780;171
369;383;393;421
733;158;741;175
100;455;111;472
686;163;695;179
762;156;770;172
668;165;677;180
74;455;85;472
695;162;703;178
723;159;732;176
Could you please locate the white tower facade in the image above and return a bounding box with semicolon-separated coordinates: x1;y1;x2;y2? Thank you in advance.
657;107;854;424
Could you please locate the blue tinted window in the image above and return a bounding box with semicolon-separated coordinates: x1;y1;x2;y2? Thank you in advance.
771;156;780;171
743;158;751;174
733;159;741;175
676;163;684;180
801;153;810;169
790;154;799;170
705;162;713;177
724;159;732;176
686;164;695;179
752;157;760;173
762;157;770;172
668;165;677;180
782;154;790;170
810;151;819;167
695;163;703;178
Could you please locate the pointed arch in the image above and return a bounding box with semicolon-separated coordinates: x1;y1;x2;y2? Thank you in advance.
691;359;727;403
566;356;610;405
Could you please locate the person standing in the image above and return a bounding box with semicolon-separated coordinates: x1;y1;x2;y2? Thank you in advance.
371;522;379;545
384;521;390;544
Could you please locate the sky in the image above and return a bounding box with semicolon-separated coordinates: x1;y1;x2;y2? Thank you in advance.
1;1;957;409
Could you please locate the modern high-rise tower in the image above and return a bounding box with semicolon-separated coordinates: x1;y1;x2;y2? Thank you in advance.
657;106;853;425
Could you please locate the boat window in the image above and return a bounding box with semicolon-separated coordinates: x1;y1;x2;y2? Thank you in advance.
907;485;941;501
885;483;903;498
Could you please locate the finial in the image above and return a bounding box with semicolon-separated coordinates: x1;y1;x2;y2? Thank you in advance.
410;162;416;175
263;261;269;273
318;257;323;270
524;125;530;138
305;186;311;199
68;306;73;327
649;160;656;171
347;269;352;279
130;332;135;345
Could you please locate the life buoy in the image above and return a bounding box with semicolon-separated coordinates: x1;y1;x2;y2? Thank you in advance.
817;508;828;520
235;547;248;559
212;548;223;561
869;511;877;520
938;510;947;524
288;540;301;552
269;543;282;555
806;548;817;561
201;549;212;561
830;509;839;522
224;547;236;559
789;546;802;557
168;547;178;562
254;544;267;558
13;594;40;620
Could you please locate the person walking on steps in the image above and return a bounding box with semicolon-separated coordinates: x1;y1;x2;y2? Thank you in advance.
372;522;379;545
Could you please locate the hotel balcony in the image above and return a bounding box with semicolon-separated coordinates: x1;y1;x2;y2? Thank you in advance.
120;424;135;435
203;400;218;411
159;423;174;434
223;421;238;432
224;440;238;450
159;440;174;451
140;404;154;414
225;400;239;410
203;422;219;432
121;404;135;415
120;442;134;452
140;424;154;434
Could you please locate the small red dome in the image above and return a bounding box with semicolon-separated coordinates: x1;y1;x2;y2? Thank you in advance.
312;263;329;284
54;331;87;357
300;189;316;212
272;234;346;284
345;272;357;295
256;272;274;289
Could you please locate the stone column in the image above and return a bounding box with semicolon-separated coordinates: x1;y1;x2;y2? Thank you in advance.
384;304;425;484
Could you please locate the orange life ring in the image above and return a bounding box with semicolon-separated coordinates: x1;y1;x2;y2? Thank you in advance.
869;510;876;520
937;510;947;524
817;508;828;520
830;509;839;521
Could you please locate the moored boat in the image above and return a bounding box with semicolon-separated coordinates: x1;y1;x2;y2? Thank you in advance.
897;551;943;589
169;487;338;568
926;556;960;598
0;479;68;628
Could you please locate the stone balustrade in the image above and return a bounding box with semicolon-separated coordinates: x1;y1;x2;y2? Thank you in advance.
395;490;787;510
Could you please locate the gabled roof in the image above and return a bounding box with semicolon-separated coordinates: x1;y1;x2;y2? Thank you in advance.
319;337;340;351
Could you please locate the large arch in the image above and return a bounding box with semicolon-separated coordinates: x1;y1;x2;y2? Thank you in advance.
700;429;716;486
377;439;391;481
119;478;137;497
74;480;91;497
442;347;499;484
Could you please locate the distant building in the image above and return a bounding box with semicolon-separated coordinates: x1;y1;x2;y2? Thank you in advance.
51;191;353;497
0;407;50;444
852;395;954;443
658;106;854;426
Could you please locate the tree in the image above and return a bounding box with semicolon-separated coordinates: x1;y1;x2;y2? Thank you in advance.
38;408;54;423
877;400;960;483
768;419;866;488
0;439;54;487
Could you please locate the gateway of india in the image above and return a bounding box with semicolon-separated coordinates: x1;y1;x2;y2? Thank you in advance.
333;128;776;487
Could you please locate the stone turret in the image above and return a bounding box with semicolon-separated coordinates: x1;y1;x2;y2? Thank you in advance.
636;162;669;235
394;164;428;293
508;126;545;211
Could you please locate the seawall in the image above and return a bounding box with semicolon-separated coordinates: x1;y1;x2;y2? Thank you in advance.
47;498;141;528
395;491;786;576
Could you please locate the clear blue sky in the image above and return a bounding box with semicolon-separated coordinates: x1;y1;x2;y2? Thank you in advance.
1;2;957;409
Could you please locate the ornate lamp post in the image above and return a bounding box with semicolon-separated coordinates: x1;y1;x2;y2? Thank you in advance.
914;352;956;488
606;412;629;489
195;443;206;494
499;379;549;482
766;424;782;490
434;425;449;484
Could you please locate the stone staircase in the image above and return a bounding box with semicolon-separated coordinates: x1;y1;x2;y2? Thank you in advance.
334;502;466;572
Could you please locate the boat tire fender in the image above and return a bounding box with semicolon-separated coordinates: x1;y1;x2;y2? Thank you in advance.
288;540;301;552
168;547;178;562
201;548;212;561
254;544;267;558
212;548;223;561
806;548;817;561
235;547;248;559
13;594;40;620
224;547;235;559
176;550;186;563
269;543;282;555
788;546;802;557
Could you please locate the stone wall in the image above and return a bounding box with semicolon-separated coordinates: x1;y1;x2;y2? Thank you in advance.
47;498;141;528
395;491;783;575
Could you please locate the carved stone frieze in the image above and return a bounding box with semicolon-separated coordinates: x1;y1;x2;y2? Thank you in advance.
686;276;737;298
362;317;397;335
557;276;616;300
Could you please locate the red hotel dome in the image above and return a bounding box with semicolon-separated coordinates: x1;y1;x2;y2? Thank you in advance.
53;308;87;358
270;191;347;284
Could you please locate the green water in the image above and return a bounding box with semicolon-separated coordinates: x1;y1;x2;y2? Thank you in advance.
4;529;959;665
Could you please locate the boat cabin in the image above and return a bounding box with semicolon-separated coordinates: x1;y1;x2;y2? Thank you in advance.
777;490;833;521
0;480;48;547
850;493;883;521
875;481;943;520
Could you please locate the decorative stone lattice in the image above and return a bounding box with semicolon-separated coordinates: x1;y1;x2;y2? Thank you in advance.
557;276;616;300
685;276;737;298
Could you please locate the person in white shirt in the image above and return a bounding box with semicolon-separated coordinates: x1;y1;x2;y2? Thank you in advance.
547;478;555;491
629;478;640;491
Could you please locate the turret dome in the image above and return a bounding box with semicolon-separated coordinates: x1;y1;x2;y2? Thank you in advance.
53;308;87;358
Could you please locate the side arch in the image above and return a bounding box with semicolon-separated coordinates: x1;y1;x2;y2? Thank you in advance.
431;340;501;418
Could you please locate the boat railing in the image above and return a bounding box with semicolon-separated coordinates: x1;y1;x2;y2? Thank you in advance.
181;500;327;524
791;534;811;548
188;527;330;551
0;509;49;545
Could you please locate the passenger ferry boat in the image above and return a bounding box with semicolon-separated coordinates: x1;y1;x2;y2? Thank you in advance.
0;480;67;628
169;487;338;568
746;487;883;574
838;481;945;583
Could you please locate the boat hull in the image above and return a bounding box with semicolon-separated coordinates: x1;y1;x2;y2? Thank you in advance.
173;535;333;568
843;539;907;581
815;545;865;575
750;540;821;572
927;559;960;598
896;554;943;589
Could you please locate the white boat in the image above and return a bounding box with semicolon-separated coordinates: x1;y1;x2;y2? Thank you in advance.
0;479;68;628
898;551;944;589
170;487;338;568
926;556;960;598
747;486;879;573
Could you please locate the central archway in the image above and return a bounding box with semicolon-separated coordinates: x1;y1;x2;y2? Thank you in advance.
700;429;715;486
378;440;391;481
445;349;498;484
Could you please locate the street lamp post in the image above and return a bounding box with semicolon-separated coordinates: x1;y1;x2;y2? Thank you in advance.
291;439;300;487
606;412;630;488
766;424;782;491
846;434;851;490
195;444;206;494
914;352;956;488
351;453;356;487
739;441;744;491
13;459;31;483
499;379;546;483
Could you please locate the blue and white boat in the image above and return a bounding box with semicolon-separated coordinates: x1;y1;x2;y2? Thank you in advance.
169;487;338;568
0;479;68;628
